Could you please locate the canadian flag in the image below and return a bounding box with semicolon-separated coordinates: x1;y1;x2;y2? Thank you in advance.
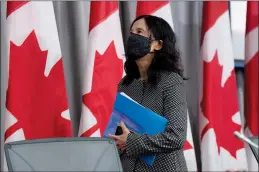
244;1;258;171
78;1;125;137
136;1;197;171
136;1;174;30
200;2;247;171
4;1;72;170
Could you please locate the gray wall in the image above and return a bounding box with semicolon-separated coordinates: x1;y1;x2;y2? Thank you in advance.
1;2;245;171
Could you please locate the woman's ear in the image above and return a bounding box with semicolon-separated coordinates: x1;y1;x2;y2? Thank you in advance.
154;40;163;51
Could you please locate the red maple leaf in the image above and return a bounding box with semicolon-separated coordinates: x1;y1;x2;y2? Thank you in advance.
5;31;72;141
200;51;244;158
184;140;193;151
82;41;123;136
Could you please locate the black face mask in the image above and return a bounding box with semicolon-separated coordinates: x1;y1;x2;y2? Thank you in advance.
126;33;152;60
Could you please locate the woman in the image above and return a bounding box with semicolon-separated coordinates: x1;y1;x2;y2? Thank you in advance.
108;15;188;172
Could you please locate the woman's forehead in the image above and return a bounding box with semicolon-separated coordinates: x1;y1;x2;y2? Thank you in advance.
131;18;148;31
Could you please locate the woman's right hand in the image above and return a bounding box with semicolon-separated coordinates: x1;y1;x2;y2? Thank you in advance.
108;122;130;152
116;140;126;152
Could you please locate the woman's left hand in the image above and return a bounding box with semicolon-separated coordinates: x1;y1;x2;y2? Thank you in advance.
108;122;130;151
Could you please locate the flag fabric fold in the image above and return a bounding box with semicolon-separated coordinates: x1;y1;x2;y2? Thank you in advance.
200;2;247;171
244;1;258;171
78;1;125;137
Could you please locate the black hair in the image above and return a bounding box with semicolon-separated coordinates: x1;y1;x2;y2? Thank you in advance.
122;15;186;86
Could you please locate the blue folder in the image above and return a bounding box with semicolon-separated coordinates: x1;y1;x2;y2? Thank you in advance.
104;92;168;166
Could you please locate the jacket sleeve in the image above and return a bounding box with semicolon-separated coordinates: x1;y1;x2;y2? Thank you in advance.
125;77;187;158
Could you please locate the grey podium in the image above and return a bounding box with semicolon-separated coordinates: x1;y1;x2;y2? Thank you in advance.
4;138;123;172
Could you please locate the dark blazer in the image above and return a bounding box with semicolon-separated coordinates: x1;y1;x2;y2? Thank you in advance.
118;71;188;172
